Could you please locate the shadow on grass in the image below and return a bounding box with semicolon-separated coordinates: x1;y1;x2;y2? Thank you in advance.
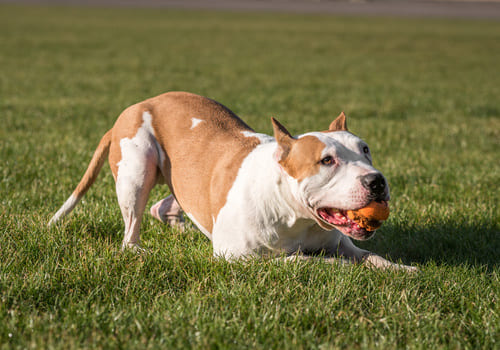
359;221;500;270
74;214;499;270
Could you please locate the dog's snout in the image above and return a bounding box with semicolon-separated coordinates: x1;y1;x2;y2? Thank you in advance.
361;173;387;199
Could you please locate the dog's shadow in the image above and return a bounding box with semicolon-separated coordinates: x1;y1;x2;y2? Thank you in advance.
79;214;499;270
358;221;500;270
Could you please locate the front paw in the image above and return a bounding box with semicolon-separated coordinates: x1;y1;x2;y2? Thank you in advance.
364;254;417;272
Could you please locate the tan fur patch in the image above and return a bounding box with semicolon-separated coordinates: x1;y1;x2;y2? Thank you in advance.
279;135;326;182
108;103;150;180
141;92;261;233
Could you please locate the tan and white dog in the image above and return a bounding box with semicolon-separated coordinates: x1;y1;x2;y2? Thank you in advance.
50;92;414;270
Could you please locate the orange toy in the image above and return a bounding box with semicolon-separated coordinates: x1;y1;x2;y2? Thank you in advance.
347;201;390;231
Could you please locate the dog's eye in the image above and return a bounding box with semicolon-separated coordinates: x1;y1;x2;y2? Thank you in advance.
320;156;335;166
363;146;370;154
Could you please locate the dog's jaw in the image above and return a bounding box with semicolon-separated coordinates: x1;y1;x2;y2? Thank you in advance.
290;186;377;240
288;170;380;241
316;207;376;240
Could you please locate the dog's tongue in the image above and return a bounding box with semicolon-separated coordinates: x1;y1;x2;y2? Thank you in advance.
318;208;355;227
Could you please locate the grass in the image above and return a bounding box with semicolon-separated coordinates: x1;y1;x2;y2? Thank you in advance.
0;4;499;349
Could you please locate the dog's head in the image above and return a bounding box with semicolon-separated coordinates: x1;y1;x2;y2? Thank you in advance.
272;113;390;240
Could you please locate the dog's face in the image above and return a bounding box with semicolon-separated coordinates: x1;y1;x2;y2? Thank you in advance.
272;114;390;240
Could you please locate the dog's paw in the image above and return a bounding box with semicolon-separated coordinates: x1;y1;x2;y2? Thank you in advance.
150;202;185;232
364;254;417;272
121;241;146;254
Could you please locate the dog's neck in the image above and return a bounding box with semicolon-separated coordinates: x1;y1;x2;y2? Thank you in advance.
241;141;315;228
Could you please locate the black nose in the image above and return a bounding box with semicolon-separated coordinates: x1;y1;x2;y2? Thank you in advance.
360;173;387;199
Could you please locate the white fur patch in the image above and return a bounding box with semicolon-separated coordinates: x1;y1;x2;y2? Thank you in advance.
117;113;155;171
212;142;301;258
186;212;212;240
191;118;203;129
241;130;274;143
49;194;79;225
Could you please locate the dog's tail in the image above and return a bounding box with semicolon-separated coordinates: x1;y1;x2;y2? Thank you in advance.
49;129;112;226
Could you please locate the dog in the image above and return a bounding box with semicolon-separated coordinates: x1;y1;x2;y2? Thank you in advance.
50;92;415;271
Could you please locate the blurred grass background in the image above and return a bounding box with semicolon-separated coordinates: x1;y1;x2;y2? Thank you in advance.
0;4;498;349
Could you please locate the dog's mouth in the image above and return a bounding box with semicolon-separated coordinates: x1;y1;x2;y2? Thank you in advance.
316;207;378;240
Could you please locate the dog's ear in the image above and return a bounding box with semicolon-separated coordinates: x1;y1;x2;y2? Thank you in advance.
328;112;348;131
271;117;295;161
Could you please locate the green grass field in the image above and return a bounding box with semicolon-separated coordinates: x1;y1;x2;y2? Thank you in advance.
0;4;499;349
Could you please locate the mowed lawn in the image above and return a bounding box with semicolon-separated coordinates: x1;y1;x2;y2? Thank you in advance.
0;4;498;349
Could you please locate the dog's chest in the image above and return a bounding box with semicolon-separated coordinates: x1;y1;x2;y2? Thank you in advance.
271;221;340;254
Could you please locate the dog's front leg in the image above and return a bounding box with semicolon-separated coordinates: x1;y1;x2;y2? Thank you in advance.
363;254;417;271
336;235;417;271
283;254;352;266
336;234;369;263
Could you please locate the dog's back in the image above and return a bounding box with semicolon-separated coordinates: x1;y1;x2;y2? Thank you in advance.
136;92;263;232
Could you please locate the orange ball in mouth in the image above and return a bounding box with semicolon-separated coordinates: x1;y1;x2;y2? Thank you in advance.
347;201;390;231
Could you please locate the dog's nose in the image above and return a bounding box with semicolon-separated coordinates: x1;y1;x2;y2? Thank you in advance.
360;173;387;199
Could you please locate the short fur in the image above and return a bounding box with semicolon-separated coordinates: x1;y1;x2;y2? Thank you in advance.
50;92;415;271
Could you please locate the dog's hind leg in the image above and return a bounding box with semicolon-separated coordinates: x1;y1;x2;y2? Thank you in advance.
150;195;185;231
111;135;159;251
